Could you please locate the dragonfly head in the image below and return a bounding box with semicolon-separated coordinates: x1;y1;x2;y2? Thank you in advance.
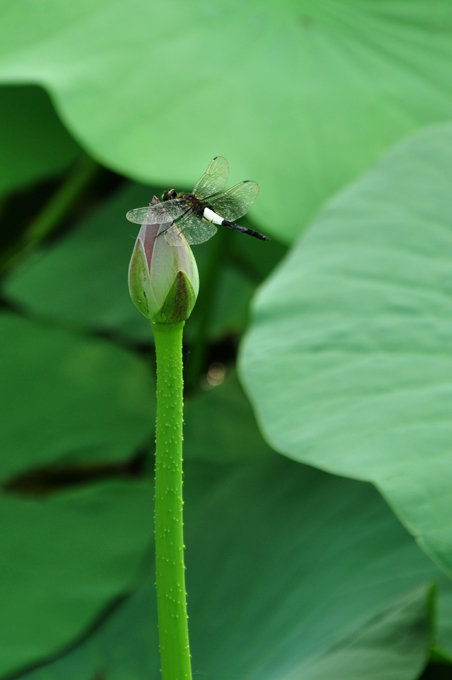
162;188;178;202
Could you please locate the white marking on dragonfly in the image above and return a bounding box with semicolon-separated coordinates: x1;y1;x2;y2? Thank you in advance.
203;207;224;226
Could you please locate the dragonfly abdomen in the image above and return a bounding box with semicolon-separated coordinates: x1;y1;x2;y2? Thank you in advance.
203;206;270;241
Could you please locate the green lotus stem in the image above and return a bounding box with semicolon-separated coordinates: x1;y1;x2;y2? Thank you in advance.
0;153;99;273
152;320;192;680
25;153;99;246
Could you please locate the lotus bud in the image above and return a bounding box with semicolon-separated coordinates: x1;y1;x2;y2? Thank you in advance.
128;197;199;324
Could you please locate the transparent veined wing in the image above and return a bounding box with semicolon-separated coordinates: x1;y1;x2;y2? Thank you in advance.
208;180;260;222
192;156;229;200
163;212;218;246
126;199;187;225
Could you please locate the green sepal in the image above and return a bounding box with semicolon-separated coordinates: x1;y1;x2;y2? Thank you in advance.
128;238;158;320
153;270;197;324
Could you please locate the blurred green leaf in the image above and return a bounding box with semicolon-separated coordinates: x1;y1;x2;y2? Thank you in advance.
0;314;153;481
0;85;79;194
228;232;288;284
0;480;152;678
4;184;153;342
184;254;255;344
184;231;286;347
184;370;274;463
240;123;452;578
436;588;452;659
1;2;452;240
17;458;447;680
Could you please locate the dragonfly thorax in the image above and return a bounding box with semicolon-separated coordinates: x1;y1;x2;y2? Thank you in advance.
162;189;204;217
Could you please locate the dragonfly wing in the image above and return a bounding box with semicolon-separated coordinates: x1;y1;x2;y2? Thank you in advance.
208;180;260;222
126;199;186;225
163;212;218;246
192;156;229;200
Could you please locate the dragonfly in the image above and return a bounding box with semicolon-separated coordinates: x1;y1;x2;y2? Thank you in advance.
126;156;269;246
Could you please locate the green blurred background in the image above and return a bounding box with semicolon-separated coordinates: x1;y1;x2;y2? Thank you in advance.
1;2;452;678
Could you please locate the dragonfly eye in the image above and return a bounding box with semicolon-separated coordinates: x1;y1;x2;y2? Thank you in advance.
163;188;178;201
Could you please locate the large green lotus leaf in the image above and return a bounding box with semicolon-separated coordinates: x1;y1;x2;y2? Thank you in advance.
0;314;153;481
4;183;265;343
0;85;79;194
239;123;452;579
0;480;153;678
1;2;452;241
16;458;450;680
